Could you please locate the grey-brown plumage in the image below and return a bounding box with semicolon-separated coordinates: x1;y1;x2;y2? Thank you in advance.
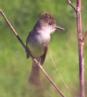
26;12;64;86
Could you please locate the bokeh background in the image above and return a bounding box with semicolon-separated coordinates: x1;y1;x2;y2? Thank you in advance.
0;0;87;97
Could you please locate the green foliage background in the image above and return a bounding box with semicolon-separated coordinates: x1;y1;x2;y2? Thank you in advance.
0;0;87;97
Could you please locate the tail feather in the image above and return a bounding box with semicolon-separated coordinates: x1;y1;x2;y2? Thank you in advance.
29;59;41;86
29;54;46;86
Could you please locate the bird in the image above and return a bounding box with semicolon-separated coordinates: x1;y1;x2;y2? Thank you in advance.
26;12;64;86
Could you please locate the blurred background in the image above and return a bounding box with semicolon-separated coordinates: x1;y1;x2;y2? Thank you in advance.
0;0;87;97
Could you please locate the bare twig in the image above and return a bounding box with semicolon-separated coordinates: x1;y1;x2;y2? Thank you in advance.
0;9;66;97
33;58;65;97
76;0;85;97
0;9;26;50
67;0;77;12
67;0;85;97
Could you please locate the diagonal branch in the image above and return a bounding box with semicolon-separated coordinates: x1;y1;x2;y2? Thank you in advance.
33;58;65;97
67;0;77;12
0;9;26;50
0;9;66;97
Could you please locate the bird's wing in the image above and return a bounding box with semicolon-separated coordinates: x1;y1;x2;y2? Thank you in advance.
26;45;30;58
40;46;48;65
26;38;31;58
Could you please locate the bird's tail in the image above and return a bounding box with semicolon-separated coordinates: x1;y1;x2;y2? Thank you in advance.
29;58;41;86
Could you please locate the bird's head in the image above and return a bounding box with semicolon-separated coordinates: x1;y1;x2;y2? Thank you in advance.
38;12;64;34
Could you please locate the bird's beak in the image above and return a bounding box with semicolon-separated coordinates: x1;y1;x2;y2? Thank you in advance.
56;26;64;31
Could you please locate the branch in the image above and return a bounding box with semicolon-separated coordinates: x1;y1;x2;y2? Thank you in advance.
0;9;26;50
67;0;77;12
0;9;66;97
33;58;65;97
67;0;85;97
76;0;85;97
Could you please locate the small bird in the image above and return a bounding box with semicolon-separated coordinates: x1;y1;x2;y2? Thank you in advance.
26;12;64;86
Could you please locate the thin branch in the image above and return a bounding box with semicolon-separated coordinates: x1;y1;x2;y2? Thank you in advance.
67;0;77;12
0;9;66;97
67;0;85;97
76;0;85;96
33;58;65;97
0;9;26;50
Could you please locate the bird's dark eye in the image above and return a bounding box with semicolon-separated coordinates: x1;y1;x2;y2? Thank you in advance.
49;22;52;25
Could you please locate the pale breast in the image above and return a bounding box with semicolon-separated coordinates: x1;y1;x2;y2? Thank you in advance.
27;33;50;57
26;26;51;57
37;32;51;46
